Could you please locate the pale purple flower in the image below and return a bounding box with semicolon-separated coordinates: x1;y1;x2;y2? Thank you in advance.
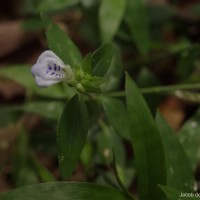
31;50;73;87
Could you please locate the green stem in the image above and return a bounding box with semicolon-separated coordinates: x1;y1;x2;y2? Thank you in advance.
131;44;200;68
112;152;137;200
104;83;200;98
141;83;200;94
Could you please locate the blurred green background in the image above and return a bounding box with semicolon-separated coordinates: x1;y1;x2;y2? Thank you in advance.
0;0;200;194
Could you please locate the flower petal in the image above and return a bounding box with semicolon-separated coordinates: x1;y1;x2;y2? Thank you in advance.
32;59;65;78
31;50;74;87
35;76;63;87
37;50;64;66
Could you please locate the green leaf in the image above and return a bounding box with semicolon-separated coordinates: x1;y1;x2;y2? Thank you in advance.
160;185;199;200
91;44;113;77
101;44;123;92
46;22;82;67
0;102;63;123
0;65;75;99
136;68;160;116
30;154;56;182
115;167;135;191
125;0;150;55
0;65;35;89
125;73;166;200
80;142;93;170
102;97;130;140
99;0;126;43
39;84;75;99
82;52;92;73
0;107;22;127
136;68;160;88
18;101;64;121
176;48;199;80
22;0;41;14
81;75;104;93
0;182;129;200
22;18;44;31
178;108;200;170
57;95;89;178
13;131;38;187
156;112;195;192
97;122;125;166
22;0;80;14
38;84;75;99
38;0;80;12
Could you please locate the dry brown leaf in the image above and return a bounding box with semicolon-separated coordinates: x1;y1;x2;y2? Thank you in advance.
0;77;24;100
0;124;20;162
160;96;186;131
0;20;34;58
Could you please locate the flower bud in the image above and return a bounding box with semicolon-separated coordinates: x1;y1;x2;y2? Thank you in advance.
76;83;86;93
